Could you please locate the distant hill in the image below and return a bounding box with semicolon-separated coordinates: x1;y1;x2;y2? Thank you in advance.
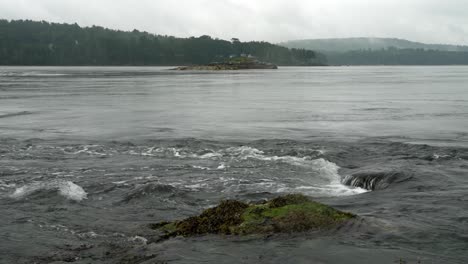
280;38;468;65
281;38;468;52
0;19;324;66
323;48;468;66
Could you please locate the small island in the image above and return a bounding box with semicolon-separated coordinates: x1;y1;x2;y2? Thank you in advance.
173;56;278;71
150;194;355;240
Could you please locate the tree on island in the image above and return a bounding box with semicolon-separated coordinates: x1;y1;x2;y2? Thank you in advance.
0;20;325;66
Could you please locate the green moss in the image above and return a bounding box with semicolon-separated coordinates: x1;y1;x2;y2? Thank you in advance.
237;196;354;234
150;194;355;239
268;194;311;208
161;222;177;233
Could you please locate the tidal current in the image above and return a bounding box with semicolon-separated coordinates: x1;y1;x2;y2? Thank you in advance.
1;66;468;263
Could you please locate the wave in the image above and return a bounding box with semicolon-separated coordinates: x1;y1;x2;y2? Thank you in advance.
133;146;367;196
137;145;323;162
5;141;369;198
275;158;368;196
342;170;412;191
10;181;87;201
68;145;108;156
0;180;16;191
0;111;34;119
430;153;453;161
122;183;181;202
0;72;68;77
192;163;227;171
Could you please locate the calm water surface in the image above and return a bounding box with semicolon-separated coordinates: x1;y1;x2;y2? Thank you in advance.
1;66;468;144
0;66;467;263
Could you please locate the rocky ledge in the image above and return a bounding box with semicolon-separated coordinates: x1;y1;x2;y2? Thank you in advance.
150;194;355;239
173;57;278;71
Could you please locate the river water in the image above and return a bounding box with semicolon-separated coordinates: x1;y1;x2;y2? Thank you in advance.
1;66;467;263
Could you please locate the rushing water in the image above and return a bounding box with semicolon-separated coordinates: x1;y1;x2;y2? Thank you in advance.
1;66;468;263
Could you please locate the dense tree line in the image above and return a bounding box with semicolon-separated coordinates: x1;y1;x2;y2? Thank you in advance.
0;20;324;66
325;47;468;65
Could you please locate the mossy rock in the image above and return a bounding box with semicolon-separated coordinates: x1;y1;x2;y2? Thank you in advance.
151;194;355;238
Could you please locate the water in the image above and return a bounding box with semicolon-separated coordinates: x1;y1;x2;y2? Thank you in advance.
1;66;467;263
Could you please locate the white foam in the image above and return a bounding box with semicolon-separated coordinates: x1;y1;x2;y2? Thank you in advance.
58;181;88;201
142;147;183;157
214;146;316;166
292;158;368;196
222;148;368;196
192;165;211;170
134;145;367;197
77;231;98;238
432;153;451;160
184;183;207;190
139;146;266;160
225;146;265;159
199;152;222;159
112;180;129;185
10;181;87;201
71;145;106;156
170;148;182;157
129;236;148;245
279;184;367;197
192;162;226;171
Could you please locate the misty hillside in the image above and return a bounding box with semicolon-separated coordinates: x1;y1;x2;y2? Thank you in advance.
281;38;468;52
0;20;324;66
280;38;468;65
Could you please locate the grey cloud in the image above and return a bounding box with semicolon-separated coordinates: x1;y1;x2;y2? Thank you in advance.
0;0;467;45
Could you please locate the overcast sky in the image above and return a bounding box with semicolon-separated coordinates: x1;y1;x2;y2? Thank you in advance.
1;0;467;45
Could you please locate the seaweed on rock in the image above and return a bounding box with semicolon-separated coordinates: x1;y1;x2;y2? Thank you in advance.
151;194;355;239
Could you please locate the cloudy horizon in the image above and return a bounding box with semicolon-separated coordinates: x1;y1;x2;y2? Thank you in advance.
1;0;467;45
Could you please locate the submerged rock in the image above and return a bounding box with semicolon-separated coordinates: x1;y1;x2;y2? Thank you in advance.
150;194;355;239
172;57;278;71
